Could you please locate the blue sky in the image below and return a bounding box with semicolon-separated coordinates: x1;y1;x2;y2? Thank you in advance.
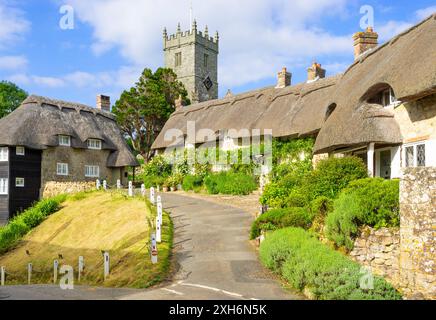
0;0;435;107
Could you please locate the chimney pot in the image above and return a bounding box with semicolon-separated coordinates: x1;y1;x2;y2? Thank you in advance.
353;27;378;60
307;62;326;82
96;95;111;112
276;67;292;88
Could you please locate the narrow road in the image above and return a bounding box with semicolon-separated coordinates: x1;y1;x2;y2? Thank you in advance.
0;193;302;300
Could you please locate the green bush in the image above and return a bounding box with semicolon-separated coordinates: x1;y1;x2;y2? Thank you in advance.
182;175;204;191
0;196;66;253
259;227;402;300
143;155;172;177
325;178;400;250
250;207;312;239
204;172;257;195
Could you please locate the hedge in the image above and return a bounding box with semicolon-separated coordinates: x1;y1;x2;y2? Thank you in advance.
204;172;258;195
259;227;402;300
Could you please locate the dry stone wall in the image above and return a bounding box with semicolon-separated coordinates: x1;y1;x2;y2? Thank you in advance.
43;181;95;198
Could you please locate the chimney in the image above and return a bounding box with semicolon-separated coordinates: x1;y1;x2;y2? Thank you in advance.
353;27;378;60
96;95;111;112
307;62;326;82
175;95;184;110
276;67;292;88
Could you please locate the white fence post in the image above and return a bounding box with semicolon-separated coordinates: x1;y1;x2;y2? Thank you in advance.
1;266;5;286
156;217;162;243
53;260;59;284
103;252;110;280
157;199;163;227
78;256;84;282
103;180;107;190
27;263;32;285
151;233;158;264
116;179;121;190
150;187;155;204
96;179;101;190
141;184;146;197
128;181;133;197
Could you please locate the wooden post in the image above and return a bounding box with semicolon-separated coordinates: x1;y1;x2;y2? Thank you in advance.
96;179;101;190
103;180;107;190
78;256;84;282
151;233;158;264
1;266;5;286
150;187;155;204
156;217;162;243
116;179;121;189
141;184;146;197
128;181;133;197
27;263;32;285
157;200;163;227
53;260;59;284
103;252;110;280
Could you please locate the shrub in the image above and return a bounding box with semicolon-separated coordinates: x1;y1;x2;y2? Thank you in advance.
204;172;257;195
0;196;66;253
182;175;204;191
325;178;400;250
143;155;172;177
259;227;402;300
250;207;312;239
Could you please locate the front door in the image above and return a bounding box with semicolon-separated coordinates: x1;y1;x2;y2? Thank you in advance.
379;150;391;179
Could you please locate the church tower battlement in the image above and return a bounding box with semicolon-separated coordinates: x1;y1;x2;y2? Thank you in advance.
163;20;219;104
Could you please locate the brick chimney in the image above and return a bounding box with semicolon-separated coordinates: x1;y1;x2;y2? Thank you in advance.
96;95;111;112
175;95;184;110
353;27;378;60
276;67;292;88
307;62;326;82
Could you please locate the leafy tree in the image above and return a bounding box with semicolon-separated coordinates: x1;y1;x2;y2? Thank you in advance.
113;68;189;162
0;81;28;118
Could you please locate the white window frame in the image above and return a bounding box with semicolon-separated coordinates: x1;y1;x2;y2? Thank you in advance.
0;147;8;162
0;178;8;195
57;163;69;176
15;177;25;187
16;146;25;156
87;139;102;150
403;141;426;168
381;88;400;108
59;135;71;147
85;165;100;178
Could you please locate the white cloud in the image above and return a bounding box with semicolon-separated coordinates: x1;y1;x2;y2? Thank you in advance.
31;76;66;88
0;1;30;47
0;55;28;70
376;20;413;42
65;0;350;89
415;6;436;20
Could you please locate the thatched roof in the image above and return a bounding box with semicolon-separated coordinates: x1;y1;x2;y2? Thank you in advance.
152;75;340;149
0;95;138;167
314;14;436;153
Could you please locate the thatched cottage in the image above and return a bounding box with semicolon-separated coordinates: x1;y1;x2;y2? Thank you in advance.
152;14;436;178
0;95;138;223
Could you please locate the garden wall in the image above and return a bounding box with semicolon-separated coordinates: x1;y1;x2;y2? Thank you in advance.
399;167;435;299
42;181;95;198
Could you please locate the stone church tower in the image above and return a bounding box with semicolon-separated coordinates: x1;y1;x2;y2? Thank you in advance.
163;20;219;103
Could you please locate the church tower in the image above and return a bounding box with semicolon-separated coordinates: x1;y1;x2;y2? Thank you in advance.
163;20;219;104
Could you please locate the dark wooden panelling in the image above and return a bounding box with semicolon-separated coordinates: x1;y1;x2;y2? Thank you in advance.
9;147;42;217
0;147;9;221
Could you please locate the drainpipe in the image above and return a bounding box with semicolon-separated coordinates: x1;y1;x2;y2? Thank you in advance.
367;143;375;177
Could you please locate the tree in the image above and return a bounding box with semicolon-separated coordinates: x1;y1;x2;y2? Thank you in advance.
0;81;28;118
113;68;190;162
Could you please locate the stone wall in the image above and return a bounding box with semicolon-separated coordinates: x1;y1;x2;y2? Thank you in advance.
42;181;96;198
399;167;435;299
350;227;400;284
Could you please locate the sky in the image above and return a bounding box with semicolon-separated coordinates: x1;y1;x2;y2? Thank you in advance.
0;0;435;107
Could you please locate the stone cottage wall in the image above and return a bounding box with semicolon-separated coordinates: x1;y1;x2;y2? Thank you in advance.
350;227;400;284
399;167;435;299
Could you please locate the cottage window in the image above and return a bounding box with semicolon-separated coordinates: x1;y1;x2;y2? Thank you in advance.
87;139;102;150
57;163;69;176
368;88;398;108
15;178;25;187
404;142;426;167
175;52;182;67
85;165;100;178
0;147;8;162
59;135;71;147
16;146;25;156
0;178;8;195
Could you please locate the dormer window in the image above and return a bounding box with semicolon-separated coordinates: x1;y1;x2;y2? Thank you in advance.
367;87;399;108
87;139;102;150
0;147;8;162
59;135;71;147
